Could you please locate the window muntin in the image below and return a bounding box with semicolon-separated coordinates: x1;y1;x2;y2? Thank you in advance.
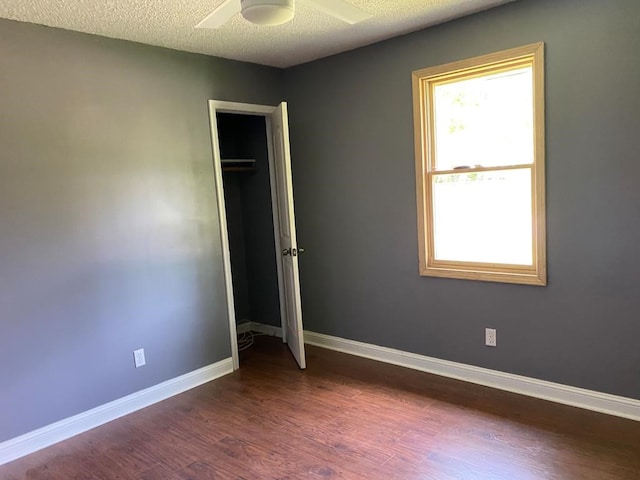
412;43;546;285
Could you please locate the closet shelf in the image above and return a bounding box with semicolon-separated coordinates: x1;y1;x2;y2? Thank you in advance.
221;159;256;173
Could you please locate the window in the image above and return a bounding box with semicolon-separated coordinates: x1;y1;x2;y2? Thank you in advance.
412;43;546;285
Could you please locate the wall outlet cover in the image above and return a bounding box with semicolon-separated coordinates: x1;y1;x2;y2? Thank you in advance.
133;348;146;368
485;328;497;347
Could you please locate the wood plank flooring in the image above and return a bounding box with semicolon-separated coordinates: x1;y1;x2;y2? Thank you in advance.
2;336;639;479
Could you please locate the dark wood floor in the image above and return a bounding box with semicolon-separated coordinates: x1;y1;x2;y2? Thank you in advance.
2;336;639;479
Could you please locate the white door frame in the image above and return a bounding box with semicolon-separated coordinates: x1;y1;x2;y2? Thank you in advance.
207;100;288;370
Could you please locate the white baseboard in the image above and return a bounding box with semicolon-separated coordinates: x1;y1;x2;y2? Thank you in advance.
304;331;640;422
236;321;252;334
237;321;283;338
0;357;234;466
250;322;283;338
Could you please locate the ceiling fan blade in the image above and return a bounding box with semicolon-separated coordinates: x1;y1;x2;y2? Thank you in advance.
196;0;241;29
300;0;372;24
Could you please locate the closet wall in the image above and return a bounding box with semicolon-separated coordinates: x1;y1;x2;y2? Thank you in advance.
218;114;282;328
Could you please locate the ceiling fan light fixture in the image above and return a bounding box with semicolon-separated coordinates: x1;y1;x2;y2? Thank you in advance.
241;0;295;26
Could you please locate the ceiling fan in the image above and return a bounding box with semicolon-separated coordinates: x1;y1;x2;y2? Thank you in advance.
196;0;372;29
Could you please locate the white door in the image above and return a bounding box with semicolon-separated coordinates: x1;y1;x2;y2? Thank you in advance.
270;102;306;369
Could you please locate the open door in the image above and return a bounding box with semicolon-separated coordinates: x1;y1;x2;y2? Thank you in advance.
270;102;306;369
208;100;306;370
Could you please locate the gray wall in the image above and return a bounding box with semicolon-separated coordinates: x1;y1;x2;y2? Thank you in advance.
220;174;252;321
0;19;282;442
284;0;640;400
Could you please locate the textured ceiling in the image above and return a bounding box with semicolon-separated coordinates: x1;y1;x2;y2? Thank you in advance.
0;0;514;68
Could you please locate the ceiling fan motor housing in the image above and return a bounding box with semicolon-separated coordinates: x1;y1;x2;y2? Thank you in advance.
241;0;295;26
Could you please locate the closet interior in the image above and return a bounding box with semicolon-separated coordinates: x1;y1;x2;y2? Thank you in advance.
216;113;282;350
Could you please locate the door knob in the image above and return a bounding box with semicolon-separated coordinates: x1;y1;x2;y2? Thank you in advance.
283;247;305;256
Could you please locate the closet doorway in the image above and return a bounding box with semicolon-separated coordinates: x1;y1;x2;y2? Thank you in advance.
207;101;306;371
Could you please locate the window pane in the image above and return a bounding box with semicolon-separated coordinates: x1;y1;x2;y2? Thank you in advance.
432;66;533;171
432;168;532;265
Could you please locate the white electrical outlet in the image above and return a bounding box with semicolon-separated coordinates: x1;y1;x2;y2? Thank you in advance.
485;328;497;347
133;348;146;368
